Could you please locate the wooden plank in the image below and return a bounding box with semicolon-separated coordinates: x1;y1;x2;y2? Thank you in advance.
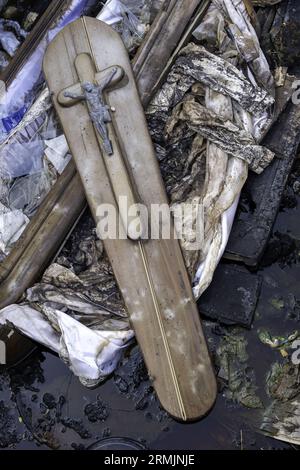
0;170;86;310
43;17;216;421
134;0;209;104
0;160;77;284
0;0;69;88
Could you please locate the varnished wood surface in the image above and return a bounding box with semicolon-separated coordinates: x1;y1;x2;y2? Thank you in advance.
43;17;216;421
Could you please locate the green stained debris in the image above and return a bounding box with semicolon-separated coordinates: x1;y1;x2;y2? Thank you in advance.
258;329;299;356
269;297;285;310
216;332;263;409
261;361;300;445
266;362;300;402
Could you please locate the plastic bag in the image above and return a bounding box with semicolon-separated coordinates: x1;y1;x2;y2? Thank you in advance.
97;0;150;52
8;170;52;217
0;0;92;142
0;201;29;254
0;19;27;57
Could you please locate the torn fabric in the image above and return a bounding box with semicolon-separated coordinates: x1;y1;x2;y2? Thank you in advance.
0;303;133;385
166;99;275;174
176;44;274;115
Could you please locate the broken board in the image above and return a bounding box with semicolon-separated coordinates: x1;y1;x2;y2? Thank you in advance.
198;264;262;328
225;100;300;266
43;17;216;421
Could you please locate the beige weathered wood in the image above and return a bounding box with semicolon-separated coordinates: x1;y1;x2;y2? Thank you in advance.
43;17;216;421
133;0;209;104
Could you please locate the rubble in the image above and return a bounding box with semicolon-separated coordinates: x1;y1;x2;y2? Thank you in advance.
0;0;300;450
225;101;300;265
199;264;262;327
215;330;263;409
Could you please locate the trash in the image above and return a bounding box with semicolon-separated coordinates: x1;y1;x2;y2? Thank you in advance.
216;331;263;409
266;362;300;401
0;19;27;57
225;102;300;266
199;264;262;328
0;86;51;144
166;99;274;174
0;91;67;257
44;135;71;175
225;0;300;266
148;0;275;298
258;329;299;358
0;0;93;142
0;302;134;387
173;44;274;115
0;202;29;254
0;0;279;390
252;1;283;5
261;397;300;446
0;49;8;70
26;260;129;322
23;12;39;32
260;360;300;445
8;170;53;217
97;0;151;53
0;138;44;179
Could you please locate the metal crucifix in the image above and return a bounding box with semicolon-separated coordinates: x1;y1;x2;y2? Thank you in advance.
58;53;124;155
57;53;142;241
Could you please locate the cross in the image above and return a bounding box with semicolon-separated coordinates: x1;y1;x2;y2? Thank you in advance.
57;53;143;241
58;53;124;155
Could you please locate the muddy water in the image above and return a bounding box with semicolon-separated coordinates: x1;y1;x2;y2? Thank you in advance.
1;160;300;450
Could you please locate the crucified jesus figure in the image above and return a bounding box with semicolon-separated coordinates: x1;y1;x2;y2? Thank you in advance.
64;67;118;155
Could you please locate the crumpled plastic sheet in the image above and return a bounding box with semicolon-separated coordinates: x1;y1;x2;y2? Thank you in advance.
0;201;29;254
44;135;71;175
0;95;66;245
97;0;154;53
0;0;276;384
1;138;45;179
0;0;93;142
0;19;27;57
0;303;134;386
8;170;53;217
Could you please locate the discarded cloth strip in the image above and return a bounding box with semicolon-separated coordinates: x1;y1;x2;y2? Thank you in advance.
0;303;134;382
177;44;275;114
167;100;275;174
